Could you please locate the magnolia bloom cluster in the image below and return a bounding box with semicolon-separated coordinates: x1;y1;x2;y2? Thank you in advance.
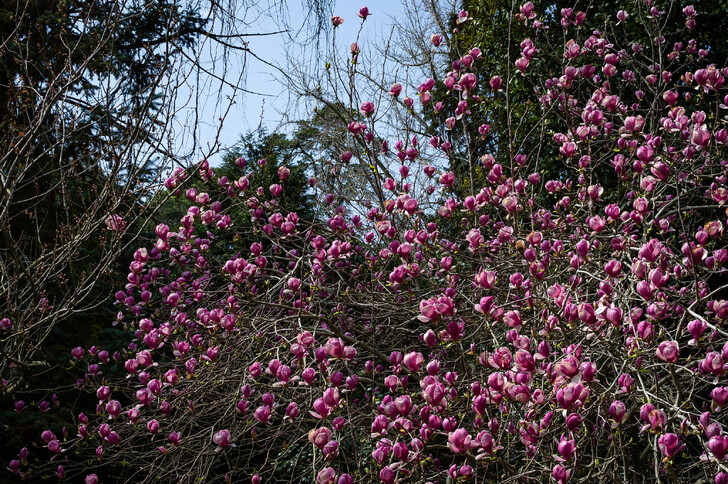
8;2;728;484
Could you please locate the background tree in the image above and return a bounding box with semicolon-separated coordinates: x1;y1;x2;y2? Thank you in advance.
1;0;197;395
219;128;318;222
0;0;334;463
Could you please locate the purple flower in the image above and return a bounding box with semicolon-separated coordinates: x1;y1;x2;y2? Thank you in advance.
356;6;370;19
360;102;375;117
555;434;576;461
169;431;182;446
254;405;271;424
447;428;473;453
552;464;571;484
711;387;728;410
402;351;424;372
308;427;333;449
658;433;684;458
213;429;232;450
609;400;626;424
286;402;299;419
656;341;679;363
379;466;395;484
316;467;337;484
709;436;728;460
104;214;126;231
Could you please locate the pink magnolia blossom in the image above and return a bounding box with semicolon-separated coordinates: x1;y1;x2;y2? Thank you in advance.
658;433;684;457
609;400;627;424
316;467;337;484
104;214;126;231
709;436;728;460
553;464;571;484
447;428;473;453
402;351;424;372
212;429;233;451
656;341;679;363
356;6;370;19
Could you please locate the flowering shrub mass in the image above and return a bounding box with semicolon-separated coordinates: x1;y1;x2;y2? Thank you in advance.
8;1;728;483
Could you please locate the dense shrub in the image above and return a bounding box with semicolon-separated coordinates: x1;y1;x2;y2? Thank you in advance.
6;1;728;483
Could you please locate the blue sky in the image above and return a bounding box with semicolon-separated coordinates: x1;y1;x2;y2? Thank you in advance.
179;0;406;167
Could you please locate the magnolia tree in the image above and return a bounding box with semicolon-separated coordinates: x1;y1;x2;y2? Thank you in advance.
7;1;728;483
